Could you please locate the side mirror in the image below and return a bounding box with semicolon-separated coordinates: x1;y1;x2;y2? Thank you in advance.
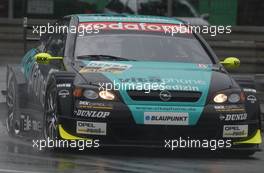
220;57;240;69
34;53;63;65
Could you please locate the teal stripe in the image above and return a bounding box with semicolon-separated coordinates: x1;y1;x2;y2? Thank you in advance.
78;15;183;24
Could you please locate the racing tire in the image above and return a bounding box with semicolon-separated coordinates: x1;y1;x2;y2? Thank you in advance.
43;78;59;141
6;76;20;136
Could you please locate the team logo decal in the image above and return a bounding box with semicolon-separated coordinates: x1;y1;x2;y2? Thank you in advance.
159;90;172;101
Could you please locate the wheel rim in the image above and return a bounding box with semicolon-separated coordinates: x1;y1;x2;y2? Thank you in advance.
6;80;15;133
6;112;13;133
6;80;14;111
44;88;58;140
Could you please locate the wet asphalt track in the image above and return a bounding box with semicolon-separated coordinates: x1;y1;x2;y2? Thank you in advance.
0;65;264;173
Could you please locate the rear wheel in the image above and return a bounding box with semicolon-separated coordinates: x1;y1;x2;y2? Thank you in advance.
6;76;20;136
43;80;59;140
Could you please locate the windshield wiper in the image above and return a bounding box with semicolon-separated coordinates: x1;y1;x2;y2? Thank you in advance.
77;55;137;61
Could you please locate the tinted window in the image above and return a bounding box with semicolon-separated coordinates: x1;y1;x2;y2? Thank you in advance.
45;19;69;56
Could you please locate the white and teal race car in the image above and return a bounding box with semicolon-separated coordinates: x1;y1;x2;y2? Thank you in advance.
5;14;262;155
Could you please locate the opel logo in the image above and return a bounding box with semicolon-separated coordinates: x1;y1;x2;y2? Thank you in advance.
58;90;70;98
160;90;172;101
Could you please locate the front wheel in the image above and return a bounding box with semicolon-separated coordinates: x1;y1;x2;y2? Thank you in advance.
43;81;59;141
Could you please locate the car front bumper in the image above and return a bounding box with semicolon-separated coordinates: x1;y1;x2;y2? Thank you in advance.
57;102;262;150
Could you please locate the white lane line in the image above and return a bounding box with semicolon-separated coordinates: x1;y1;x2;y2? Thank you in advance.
0;168;43;173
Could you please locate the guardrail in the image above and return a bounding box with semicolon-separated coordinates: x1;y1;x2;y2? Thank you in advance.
0;18;53;59
202;26;264;74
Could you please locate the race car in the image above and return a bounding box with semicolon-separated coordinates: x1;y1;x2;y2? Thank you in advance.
6;14;262;155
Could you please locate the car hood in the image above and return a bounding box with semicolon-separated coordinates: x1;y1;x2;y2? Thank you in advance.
77;61;213;106
76;61;237;125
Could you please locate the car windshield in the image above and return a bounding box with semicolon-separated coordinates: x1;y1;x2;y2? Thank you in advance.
75;31;212;64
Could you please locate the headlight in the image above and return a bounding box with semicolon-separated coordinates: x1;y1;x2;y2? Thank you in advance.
83;90;99;100
99;91;115;100
228;93;240;103
213;93;227;103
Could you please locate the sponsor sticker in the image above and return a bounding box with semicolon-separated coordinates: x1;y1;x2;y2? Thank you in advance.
243;88;256;93
74;110;110;118
79;22;191;33
197;64;208;69
247;95;257;103
79;61;132;74
214;105;245;112
57;83;71;88
135;106;196;112
220;113;247;121
144;112;189;125
20;115;41;132
223;125;248;138
78;101;113;110
76;121;106;135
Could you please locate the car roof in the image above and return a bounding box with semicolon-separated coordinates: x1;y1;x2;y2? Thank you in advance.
72;14;184;24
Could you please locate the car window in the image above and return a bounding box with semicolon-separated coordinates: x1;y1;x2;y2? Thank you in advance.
45;19;69;57
45;33;63;56
75;32;213;64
